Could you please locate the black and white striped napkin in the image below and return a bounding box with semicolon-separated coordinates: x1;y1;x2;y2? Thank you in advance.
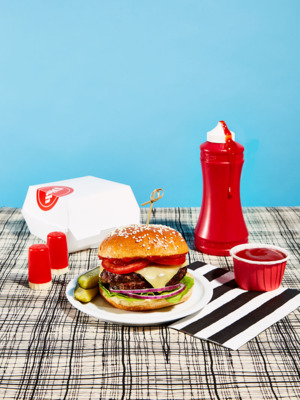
169;261;300;350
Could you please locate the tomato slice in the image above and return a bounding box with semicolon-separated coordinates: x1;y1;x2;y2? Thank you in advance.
148;254;187;265
102;259;150;274
100;257;136;266
101;253;187;274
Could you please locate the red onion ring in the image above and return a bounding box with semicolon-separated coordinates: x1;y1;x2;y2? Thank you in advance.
110;283;181;294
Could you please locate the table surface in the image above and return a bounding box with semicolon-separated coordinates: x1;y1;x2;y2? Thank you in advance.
0;207;299;400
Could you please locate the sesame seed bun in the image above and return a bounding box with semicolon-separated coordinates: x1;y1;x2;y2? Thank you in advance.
98;224;189;259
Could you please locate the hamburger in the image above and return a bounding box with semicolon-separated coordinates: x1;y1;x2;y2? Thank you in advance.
98;224;194;311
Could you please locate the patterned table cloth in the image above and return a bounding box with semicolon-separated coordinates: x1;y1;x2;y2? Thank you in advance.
0;207;299;400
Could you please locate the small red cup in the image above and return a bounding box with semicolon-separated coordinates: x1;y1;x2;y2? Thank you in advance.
28;244;52;290
230;243;289;291
47;232;69;275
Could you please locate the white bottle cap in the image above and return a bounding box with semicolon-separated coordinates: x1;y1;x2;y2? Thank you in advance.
207;122;235;143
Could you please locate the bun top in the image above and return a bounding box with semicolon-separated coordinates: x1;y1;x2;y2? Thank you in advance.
98;224;189;259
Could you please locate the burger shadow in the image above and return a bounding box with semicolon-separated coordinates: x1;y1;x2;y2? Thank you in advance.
59;285;174;330
13;271;181;331
58;270;180;330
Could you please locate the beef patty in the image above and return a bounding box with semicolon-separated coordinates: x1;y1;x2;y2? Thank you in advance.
100;266;187;291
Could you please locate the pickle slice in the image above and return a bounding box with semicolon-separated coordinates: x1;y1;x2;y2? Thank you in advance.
74;286;99;303
78;267;100;289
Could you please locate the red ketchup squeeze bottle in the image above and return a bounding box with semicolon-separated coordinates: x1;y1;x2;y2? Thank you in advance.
194;121;248;256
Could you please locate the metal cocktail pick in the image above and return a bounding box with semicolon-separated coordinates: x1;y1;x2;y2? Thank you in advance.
141;188;164;225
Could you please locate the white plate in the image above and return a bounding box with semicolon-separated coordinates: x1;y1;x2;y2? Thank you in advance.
66;269;213;326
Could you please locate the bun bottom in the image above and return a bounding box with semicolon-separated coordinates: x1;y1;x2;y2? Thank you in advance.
99;277;193;311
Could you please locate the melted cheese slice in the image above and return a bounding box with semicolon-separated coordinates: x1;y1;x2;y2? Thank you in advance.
137;261;188;288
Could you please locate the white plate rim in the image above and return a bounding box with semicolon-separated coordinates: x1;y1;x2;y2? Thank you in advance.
65;268;213;326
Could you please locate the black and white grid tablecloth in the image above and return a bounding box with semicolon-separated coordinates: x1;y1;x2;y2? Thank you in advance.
0;207;299;400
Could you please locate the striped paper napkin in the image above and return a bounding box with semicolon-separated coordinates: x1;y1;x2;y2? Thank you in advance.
169;261;300;350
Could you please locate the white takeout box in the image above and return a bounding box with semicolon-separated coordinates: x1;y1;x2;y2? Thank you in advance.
22;176;140;253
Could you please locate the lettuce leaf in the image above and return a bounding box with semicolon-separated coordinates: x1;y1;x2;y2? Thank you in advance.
165;275;194;304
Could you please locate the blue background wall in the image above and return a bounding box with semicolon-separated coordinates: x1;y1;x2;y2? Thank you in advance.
1;1;299;208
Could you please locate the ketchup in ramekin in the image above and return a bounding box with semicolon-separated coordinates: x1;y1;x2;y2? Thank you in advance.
230;244;289;291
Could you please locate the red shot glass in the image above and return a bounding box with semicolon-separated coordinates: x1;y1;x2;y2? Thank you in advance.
47;232;69;275
28;244;52;290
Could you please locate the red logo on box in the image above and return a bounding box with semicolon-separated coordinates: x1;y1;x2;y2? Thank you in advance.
36;186;74;211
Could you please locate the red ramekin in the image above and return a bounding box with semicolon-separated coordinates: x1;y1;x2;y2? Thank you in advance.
230;243;289;291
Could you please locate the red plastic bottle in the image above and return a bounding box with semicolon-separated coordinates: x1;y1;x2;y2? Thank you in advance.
194;121;248;256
